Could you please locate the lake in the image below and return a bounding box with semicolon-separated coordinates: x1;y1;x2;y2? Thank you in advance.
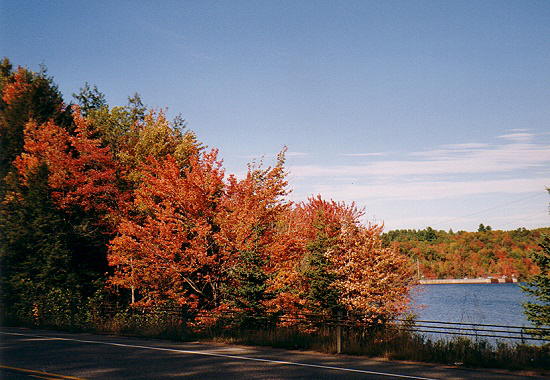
409;283;542;343
411;283;533;327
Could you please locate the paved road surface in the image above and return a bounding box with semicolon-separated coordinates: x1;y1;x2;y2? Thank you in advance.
0;327;546;379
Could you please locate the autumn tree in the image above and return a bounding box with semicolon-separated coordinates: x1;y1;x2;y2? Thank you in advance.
382;227;545;279
269;196;414;324
108;150;225;308
1;60;418;331
1;105;121;322
14;107;119;217
0;61;119;322
74;87;198;171
216;150;290;319
333;222;414;322
73;91;145;158
119;110;200;183
80;98;201;192
0;61;71;194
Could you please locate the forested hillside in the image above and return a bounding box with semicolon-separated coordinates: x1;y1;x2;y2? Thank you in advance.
382;226;548;279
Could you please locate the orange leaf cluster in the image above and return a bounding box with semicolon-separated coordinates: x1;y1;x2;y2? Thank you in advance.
14;107;119;215
2;67;31;105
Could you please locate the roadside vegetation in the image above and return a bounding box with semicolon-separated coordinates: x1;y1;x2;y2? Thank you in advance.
5;301;549;371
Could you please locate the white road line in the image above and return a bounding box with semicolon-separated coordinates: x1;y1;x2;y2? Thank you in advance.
1;331;439;380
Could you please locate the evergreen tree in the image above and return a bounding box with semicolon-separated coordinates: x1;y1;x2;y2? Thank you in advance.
0;163;75;320
522;189;550;334
223;249;271;324
522;235;550;333
72;82;107;116
302;229;341;314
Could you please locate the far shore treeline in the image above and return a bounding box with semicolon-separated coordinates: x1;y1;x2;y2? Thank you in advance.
382;226;548;280
0;59;545;328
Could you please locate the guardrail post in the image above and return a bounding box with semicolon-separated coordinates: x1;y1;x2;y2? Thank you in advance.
520;326;524;344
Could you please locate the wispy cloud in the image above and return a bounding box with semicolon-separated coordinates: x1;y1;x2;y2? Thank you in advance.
289;139;550;178
237;151;308;159
440;143;489;149
286;132;550;208
311;178;547;201
498;132;535;143
382;209;549;231
341;152;386;157
286;151;308;157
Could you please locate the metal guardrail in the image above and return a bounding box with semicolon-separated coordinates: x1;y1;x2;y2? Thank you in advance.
397;319;550;341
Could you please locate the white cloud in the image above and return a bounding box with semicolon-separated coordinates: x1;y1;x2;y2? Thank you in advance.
440;143;489;149
286;151;308;157
237;151;308;159
508;128;531;133
341;152;386;157
498;132;535;142
289;140;550;178
285;132;550;231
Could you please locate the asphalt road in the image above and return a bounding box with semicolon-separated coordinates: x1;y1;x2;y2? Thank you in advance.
0;327;546;379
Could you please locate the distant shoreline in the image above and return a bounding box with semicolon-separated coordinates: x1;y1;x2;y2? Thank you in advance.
419;278;518;285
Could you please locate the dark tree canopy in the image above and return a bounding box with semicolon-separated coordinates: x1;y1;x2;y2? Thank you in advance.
72;82;107;115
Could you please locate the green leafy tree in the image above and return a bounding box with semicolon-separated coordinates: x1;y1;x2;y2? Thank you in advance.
522;235;550;331
302;229;341;314
522;190;550;333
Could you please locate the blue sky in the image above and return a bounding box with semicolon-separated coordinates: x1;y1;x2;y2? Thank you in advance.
2;0;549;231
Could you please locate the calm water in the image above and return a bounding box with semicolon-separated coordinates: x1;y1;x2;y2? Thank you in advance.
411;283;533;327
409;283;542;343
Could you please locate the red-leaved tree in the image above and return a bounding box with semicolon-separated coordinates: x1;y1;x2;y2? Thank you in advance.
108;150;225;308
14;106;119;217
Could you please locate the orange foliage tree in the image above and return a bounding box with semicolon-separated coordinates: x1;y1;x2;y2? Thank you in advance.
14;107;119;217
108;150;226;308
268;196;415;323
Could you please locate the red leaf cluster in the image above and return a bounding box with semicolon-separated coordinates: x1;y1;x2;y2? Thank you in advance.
14;106;119;216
